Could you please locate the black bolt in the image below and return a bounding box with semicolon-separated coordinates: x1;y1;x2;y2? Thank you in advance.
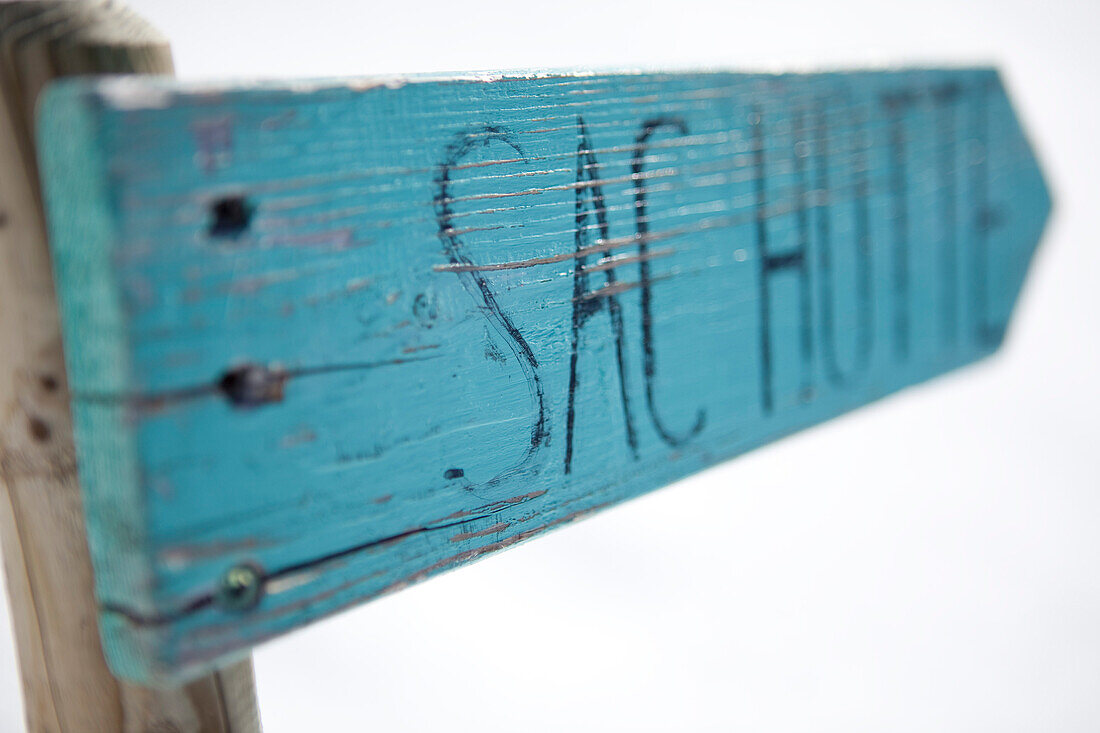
219;364;287;407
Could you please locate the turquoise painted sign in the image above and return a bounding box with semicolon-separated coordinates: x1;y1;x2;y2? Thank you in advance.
36;68;1050;684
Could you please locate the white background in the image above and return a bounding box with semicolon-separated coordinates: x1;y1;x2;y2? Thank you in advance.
2;0;1098;730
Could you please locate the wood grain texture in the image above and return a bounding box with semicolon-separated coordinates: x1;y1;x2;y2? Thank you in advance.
36;68;1050;684
0;2;260;730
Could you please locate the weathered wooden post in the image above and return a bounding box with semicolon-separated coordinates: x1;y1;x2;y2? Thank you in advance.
0;2;260;730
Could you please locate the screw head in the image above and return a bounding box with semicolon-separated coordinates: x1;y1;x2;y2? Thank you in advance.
215;563;264;612
219;364;287;407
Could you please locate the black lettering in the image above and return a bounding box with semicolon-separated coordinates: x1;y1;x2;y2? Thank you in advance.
932;82;961;348
632;117;705;446
564;116;638;474
969;83;1004;345
753;106;813;413
815;103;873;384
882;89;918;361
435;126;548;484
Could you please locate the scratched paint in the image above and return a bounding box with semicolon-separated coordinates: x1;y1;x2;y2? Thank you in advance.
35;69;1050;683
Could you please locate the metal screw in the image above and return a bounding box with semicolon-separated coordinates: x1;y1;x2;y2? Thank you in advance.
215;563;264;612
219;364;287;407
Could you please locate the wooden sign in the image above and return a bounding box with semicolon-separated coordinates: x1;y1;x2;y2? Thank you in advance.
36;68;1050;684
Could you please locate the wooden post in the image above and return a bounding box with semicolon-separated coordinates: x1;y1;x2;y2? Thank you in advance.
0;2;261;731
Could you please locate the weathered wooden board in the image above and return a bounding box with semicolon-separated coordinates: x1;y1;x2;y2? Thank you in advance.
36;68;1050;684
